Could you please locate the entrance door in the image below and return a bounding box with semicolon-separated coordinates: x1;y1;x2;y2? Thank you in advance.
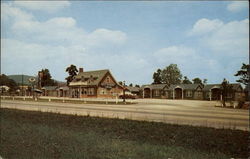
175;88;182;99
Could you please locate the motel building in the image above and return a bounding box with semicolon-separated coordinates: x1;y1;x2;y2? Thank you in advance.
68;68;124;98
141;83;244;101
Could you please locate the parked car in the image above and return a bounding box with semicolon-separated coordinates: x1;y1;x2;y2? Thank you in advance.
119;94;137;99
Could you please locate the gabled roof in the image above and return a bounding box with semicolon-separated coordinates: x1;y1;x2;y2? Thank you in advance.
203;83;242;91
69;69;122;88
168;84;202;90
42;86;58;90
126;86;140;92
230;83;243;90
141;84;168;90
70;69;109;86
8;75;37;85
57;86;69;91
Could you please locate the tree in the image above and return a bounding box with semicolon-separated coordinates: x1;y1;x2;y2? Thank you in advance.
65;65;78;85
221;78;233;107
129;83;133;87
0;74;18;92
135;84;140;88
152;69;162;84
192;78;202;84
203;79;208;85
39;69;57;87
234;63;249;86
161;64;182;85
182;76;192;84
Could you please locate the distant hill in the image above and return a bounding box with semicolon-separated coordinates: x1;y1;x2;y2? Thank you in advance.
8;74;64;86
8;75;37;85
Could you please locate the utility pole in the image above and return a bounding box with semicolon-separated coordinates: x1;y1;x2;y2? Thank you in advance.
22;74;24;96
123;81;126;103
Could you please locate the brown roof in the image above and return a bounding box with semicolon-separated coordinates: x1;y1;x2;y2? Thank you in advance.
168;84;202;90
203;83;242;91
126;86;140;92
70;69;122;88
141;84;168;90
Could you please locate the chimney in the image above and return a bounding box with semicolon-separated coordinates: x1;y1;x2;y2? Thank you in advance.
79;67;84;73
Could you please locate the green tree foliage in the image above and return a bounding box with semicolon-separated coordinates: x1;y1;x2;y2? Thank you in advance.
161;64;182;85
234;63;249;86
192;78;203;84
39;69;57;87
182;76;192;84
129;83;133;87
65;65;78;85
135;84;140;88
221;78;233;107
0;74;18;92
203;79;208;85
152;69;162;84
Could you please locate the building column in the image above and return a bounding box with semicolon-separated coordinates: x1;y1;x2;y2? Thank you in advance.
150;89;152;98
173;89;175;99
209;90;212;101
142;89;144;98
182;89;184;99
79;87;81;98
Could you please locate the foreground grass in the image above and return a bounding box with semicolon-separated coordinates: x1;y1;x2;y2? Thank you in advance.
0;108;249;159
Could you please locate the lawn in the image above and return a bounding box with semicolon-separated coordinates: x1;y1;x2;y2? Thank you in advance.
0;108;249;159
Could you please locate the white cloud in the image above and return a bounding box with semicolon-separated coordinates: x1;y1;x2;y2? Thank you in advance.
1;3;128;82
203;19;249;54
152;45;223;81
153;46;196;63
227;1;248;12
87;29;127;46
1;3;33;21
13;1;70;13
189;18;249;55
2;3;127;47
188;18;223;36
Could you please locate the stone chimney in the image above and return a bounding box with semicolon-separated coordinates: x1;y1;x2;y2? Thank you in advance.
79;67;84;73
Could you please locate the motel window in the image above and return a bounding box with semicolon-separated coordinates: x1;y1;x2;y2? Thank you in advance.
165;91;168;97
197;91;202;97
154;90;160;96
186;91;192;97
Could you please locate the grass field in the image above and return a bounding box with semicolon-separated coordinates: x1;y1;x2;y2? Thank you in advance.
0;108;249;159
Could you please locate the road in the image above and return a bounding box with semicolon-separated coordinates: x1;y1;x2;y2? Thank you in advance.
1;99;249;131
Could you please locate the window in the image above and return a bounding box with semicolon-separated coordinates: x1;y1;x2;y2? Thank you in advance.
154;90;160;96
88;88;95;95
170;92;173;97
107;77;110;83
227;93;233;98
186;90;192;97
100;88;106;95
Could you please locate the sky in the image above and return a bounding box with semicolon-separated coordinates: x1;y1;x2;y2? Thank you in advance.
1;1;249;85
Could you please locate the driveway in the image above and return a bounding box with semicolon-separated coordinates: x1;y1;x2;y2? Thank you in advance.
1;98;248;131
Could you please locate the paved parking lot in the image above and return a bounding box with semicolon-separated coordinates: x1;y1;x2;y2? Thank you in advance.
1;98;249;131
